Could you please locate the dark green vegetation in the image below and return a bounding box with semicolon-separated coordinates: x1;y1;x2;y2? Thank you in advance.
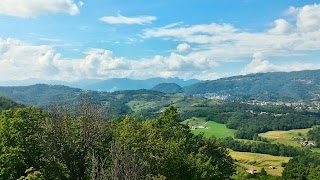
307;126;320;147
0;96;24;111
220;137;307;157
151;83;183;93
184;69;320;102
282;152;320;180
0;103;235;180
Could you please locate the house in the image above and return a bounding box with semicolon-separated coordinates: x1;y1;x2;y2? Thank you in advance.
190;125;208;130
269;166;275;169
300;141;315;146
246;169;258;174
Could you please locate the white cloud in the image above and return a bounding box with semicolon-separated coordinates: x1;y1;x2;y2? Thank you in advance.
2;3;320;81
0;0;80;18
242;52;320;75
100;14;157;25
142;3;320;64
143;23;238;42
177;43;191;52
0;37;220;81
268;19;292;34
295;4;320;32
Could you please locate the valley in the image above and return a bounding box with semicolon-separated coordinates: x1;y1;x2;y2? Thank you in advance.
1;69;320;179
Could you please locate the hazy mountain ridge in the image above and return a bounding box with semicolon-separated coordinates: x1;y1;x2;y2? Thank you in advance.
84;77;200;91
0;77;200;92
184;69;320;102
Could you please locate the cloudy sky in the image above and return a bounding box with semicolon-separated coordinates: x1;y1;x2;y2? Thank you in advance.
1;0;320;81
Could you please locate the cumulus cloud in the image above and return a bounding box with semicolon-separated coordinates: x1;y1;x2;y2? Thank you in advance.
176;43;191;52
0;37;220;81
142;3;320;64
100;14;157;25
0;0;80;18
242;52;320;75
268;19;292;34
2;3;320;81
295;4;320;32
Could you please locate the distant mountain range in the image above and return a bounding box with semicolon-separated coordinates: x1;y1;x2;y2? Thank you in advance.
1;70;320;105
183;69;320;102
84;77;199;91
0;77;200;92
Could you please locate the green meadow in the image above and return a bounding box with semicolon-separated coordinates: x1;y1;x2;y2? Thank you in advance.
183;117;236;138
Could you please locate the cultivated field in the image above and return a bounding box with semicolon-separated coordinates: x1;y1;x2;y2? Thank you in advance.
258;128;311;147
229;151;291;176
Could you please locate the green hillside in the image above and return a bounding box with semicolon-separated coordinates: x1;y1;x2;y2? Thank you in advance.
184;69;320;102
0;96;24;111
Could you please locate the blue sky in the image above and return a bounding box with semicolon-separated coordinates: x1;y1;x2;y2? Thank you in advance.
0;0;320;81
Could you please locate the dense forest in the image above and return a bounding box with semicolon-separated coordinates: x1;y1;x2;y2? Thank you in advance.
0;101;235;179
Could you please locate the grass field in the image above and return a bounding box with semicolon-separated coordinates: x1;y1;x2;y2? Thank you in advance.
183;117;236;138
258;128;311;147
229;151;291;176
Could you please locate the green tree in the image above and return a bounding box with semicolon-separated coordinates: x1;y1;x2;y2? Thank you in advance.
260;167;267;176
111;106;235;179
0;107;45;180
308;165;320;180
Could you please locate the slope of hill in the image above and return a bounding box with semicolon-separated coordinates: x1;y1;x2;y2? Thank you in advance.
184;70;320;102
84;77;200;91
0;84;83;107
0;96;24;111
151;83;183;94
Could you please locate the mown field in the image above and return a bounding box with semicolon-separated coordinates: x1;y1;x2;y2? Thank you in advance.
259;128;320;152
258;128;311;147
229;150;291;176
182;117;236;138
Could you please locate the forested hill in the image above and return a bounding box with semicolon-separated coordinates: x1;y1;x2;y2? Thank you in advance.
0;96;24;111
184;69;320;102
151;83;183;93
0;84;168;118
0;84;83;107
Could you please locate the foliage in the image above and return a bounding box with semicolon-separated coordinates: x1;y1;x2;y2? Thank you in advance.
0;103;235;179
220;137;308;157
111;106;235;179
0;107;45;180
0;96;24;111
307;126;320;147
282;152;320;180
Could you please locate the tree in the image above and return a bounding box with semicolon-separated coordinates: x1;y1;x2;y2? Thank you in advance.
307;165;320;180
0;107;45;179
111;106;235;179
260;167;267;176
41;100;111;180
